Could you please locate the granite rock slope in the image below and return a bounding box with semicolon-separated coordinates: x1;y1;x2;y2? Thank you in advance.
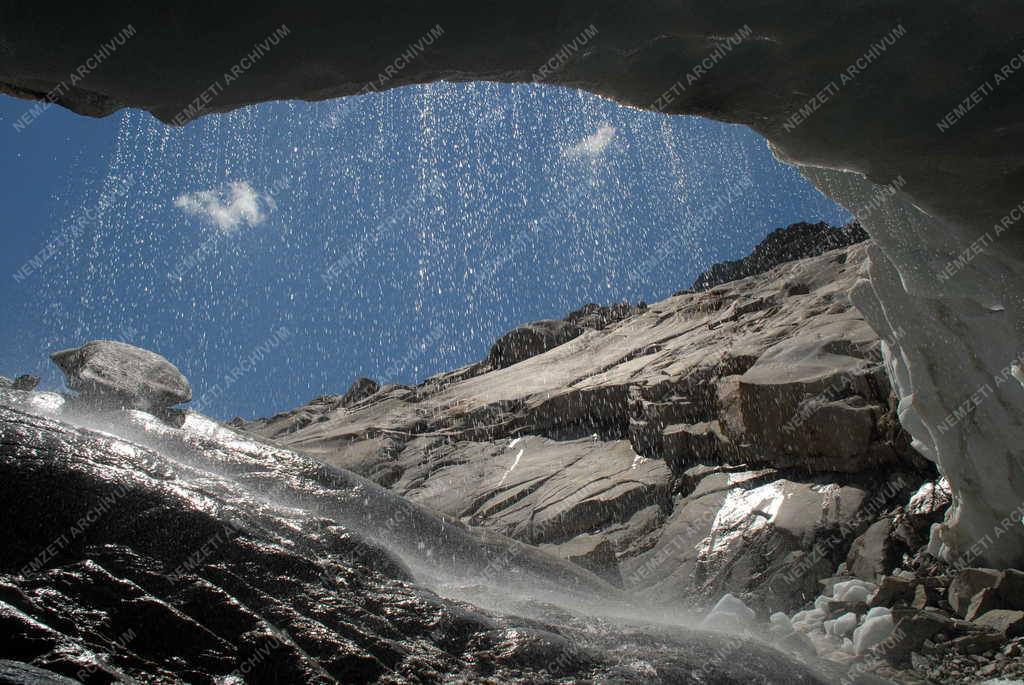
241;235;932;611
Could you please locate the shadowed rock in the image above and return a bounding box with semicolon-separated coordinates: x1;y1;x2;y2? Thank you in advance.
341;377;380;407
4;0;1024;568
691;222;868;291
11;375;39;391
0;392;865;684
488;320;585;369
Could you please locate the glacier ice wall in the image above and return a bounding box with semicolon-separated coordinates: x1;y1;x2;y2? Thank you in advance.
800;164;1024;568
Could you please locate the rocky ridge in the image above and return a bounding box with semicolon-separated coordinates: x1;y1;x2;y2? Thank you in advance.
689;221;869;292
235;223;1024;683
6;0;1024;574
239;225;931;614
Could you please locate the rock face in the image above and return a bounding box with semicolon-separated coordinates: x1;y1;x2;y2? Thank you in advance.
4;1;1021;567
50;340;191;411
241;239;931;611
340;376;380;406
761;532;1024;684
691;222;868;291
11;375;39;391
564;302;647;330
488;319;585;369
0;388;863;684
847;519;898;582
949;568;1003;618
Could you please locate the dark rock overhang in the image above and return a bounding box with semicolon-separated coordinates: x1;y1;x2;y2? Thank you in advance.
1;3;1023;245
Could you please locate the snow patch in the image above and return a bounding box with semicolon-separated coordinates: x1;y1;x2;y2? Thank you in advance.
704;479;786;556
832;579;876;603
702;593;756;631
498;449;524;486
852;611;894;655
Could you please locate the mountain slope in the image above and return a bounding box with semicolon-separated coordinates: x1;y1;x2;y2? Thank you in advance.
241;232;930;612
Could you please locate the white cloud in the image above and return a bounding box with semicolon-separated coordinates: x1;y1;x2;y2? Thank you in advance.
563;124;617;159
173;181;276;233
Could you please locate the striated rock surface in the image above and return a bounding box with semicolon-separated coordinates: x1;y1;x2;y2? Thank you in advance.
241;238;931;612
0;388;879;684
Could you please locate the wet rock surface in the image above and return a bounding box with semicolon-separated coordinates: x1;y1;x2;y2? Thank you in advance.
0;391;883;684
752;476;1024;685
5;0;1024;579
2;233;1014;683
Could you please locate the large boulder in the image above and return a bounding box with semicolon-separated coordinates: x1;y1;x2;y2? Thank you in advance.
488;320;584;369
50;340;191;411
974;610;1024;639
948;568;1002;618
846;519;898;582
996;569;1024;610
885;607;957;664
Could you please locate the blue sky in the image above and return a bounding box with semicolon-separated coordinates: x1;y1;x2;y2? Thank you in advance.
0;82;850;418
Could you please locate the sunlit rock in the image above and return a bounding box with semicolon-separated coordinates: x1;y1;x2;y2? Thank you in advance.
0;389;856;683
50;339;192;411
832;579;877;604
539;534;622;587
241;240;925;612
824;611;858;638
701;592;755;631
974;610;1024;639
949;568;1002;618
846;519;897;582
